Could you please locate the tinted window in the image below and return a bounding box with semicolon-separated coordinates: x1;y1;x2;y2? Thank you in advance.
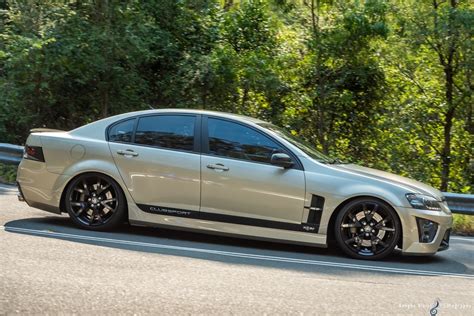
108;119;135;143
208;118;285;164
135;115;195;151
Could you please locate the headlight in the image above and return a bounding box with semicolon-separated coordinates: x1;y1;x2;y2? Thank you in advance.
406;193;442;211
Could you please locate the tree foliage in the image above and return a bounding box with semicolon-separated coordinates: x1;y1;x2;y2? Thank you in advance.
0;0;472;192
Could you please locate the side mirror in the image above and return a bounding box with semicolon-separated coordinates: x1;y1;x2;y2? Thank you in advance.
270;153;294;169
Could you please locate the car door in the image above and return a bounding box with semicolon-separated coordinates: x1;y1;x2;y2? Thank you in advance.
200;116;306;227
108;114;201;213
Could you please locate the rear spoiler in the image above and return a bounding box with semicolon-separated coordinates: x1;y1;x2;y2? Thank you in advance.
30;128;65;133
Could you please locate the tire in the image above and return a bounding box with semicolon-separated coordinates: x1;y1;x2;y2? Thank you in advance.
334;197;401;260
65;173;127;231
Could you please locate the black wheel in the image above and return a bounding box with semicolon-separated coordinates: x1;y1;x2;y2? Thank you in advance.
65;173;126;230
335;198;401;260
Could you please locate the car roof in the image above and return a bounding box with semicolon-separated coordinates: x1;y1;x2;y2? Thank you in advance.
119;108;268;124
69;108;269;139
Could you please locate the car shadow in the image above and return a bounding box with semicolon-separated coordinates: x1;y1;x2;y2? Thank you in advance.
4;216;471;277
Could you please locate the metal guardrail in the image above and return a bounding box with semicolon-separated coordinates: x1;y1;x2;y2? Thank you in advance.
443;193;474;216
0;142;473;215
0;143;23;165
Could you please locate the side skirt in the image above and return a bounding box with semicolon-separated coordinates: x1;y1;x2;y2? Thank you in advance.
129;219;328;249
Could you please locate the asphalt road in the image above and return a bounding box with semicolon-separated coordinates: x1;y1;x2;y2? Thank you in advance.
1;184;473;315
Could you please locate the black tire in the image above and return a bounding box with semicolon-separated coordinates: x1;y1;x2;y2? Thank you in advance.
334;198;401;260
65;173;126;231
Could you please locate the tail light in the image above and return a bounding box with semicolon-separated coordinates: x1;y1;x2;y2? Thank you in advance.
23;145;45;162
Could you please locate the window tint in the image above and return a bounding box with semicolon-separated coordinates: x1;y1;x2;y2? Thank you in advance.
108;119;135;143
208;118;285;164
135;115;195;151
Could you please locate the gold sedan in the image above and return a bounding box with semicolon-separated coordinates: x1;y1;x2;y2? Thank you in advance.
17;109;452;260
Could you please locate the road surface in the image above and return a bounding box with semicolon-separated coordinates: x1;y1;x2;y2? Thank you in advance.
0;184;473;315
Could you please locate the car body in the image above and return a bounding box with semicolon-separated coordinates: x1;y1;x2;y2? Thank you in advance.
16;109;453;260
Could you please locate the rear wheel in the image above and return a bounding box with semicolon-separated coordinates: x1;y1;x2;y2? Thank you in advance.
335;198;401;260
65;173;126;230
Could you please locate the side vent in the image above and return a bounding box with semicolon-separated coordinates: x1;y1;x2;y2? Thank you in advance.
304;195;325;233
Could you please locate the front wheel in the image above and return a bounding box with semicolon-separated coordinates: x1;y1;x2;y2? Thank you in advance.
65;173;126;230
335;198;401;260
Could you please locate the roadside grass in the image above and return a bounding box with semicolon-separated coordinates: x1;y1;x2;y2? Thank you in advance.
452;214;474;236
0;163;17;184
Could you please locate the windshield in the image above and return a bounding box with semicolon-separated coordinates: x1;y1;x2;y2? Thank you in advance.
259;123;336;163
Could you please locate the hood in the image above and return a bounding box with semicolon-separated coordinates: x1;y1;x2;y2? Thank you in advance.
334;164;444;200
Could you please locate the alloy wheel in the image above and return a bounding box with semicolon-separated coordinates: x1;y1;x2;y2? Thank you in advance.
335;199;400;259
66;174;124;229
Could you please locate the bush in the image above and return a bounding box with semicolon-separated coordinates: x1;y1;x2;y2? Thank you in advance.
0;163;17;184
452;214;474;236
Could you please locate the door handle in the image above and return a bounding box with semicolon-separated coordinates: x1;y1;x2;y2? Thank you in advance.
207;163;229;171
117;149;139;157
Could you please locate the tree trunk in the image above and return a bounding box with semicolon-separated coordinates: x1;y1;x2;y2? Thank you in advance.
102;88;109;118
436;0;458;192
223;0;233;11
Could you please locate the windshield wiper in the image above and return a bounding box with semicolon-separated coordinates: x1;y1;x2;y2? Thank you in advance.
328;158;349;164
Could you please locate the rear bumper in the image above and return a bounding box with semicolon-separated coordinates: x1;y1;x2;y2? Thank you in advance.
397;206;452;255
16;159;70;214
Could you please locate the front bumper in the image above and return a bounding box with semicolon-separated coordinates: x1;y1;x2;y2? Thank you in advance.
397;206;453;255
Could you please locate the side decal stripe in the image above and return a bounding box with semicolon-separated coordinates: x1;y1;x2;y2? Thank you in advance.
137;204;319;234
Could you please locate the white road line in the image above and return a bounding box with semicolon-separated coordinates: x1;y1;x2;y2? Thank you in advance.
0;185;17;192
2;225;473;280
451;237;474;242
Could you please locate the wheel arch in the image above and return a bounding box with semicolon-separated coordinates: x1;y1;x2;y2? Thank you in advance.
326;195;403;249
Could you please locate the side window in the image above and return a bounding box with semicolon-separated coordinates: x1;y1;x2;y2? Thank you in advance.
135;115;195;151
208;118;285;164
108;119;135;143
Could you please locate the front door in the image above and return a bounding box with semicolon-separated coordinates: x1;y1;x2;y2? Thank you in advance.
200;117;306;227
108;114;201;213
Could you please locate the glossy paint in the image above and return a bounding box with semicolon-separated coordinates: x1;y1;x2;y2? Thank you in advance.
16;109;453;254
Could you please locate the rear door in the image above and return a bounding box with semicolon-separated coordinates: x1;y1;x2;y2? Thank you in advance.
108;114;201;213
200;116;306;227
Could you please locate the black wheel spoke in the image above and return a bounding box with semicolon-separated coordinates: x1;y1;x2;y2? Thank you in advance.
74;206;87;216
375;218;388;229
365;205;376;222
347;213;362;227
89;209;97;224
344;236;356;245
341;223;359;228
96;184;110;196
379;226;395;232
96;214;104;224
376;237;388;248
73;188;84;194
355;235;362;250
82;181;90;196
101;202;114;212
371;235;377;253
